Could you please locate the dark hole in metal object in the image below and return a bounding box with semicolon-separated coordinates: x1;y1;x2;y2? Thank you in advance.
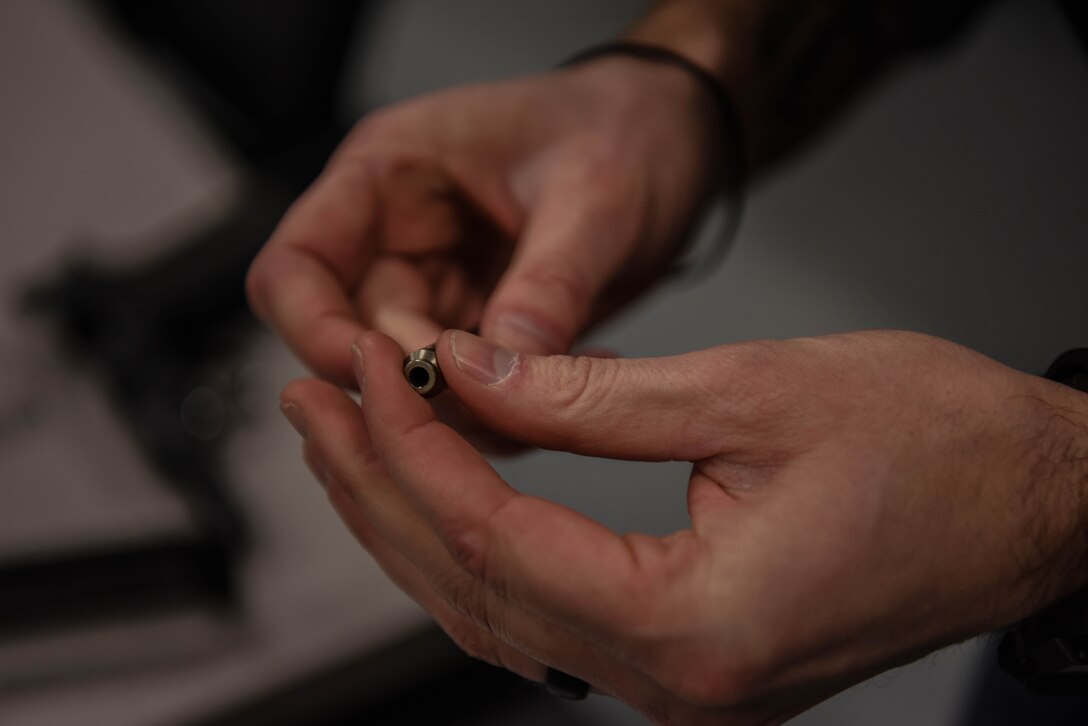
403;345;444;398
407;366;431;389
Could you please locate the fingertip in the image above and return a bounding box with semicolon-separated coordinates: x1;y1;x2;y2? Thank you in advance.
280;377;327;410
299;317;371;389
352;330;393;395
279;377;308;406
353;329;404;375
280;377;356;440
354;330;438;435
243;253;270;323
372;306;442;353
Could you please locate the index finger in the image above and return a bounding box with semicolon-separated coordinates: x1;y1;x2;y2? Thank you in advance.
247;161;380;385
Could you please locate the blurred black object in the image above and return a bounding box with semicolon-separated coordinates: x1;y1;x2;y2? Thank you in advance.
1059;0;1088;56
4;0;366;635
963;645;1088;726
195;625;602;726
100;0;365;168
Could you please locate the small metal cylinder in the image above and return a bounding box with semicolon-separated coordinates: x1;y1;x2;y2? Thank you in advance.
403;344;444;398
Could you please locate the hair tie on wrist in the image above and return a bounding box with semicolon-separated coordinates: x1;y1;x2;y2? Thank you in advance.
560;41;747;281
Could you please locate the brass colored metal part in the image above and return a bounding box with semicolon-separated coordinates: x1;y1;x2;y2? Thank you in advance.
403;344;444;398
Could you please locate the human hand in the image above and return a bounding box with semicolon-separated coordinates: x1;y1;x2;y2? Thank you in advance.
280;329;1088;724
247;56;724;388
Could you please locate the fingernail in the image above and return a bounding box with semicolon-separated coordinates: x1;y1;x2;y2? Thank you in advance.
281;401;308;439
351;343;365;388
492;314;562;355
451;330;517;385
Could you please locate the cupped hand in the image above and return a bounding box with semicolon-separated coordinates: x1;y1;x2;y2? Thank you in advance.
281;329;1088;724
247;57;724;388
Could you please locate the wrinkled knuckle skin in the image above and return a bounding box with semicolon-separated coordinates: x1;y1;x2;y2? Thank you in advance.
437;560;486;620
446;522;490;585
442;533;512;639
439;573;508;651
552;356;613;416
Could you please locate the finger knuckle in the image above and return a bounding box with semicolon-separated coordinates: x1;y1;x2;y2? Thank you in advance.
441;575;509;649
446;525;490;587
512;264;593;323
445;509;502;586
437;557;487;617
551;355;615;418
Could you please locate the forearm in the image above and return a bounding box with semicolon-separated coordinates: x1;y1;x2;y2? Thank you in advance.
625;0;992;171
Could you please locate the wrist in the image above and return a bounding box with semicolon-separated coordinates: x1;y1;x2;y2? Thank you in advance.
999;357;1088;694
623;1;759;166
623;1;748;86
555;49;745;279
624;0;931;170
555;51;728;183
1013;372;1088;613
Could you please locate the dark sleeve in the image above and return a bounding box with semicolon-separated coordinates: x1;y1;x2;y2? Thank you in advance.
874;0;995;52
756;0;996;167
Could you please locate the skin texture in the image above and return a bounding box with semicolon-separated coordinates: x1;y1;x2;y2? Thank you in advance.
281;329;1088;725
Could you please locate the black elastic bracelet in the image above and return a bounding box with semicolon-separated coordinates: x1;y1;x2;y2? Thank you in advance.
560;41;747;281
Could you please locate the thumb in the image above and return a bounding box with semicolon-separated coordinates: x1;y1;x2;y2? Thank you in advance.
479;180;636;354
435;330;736;462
